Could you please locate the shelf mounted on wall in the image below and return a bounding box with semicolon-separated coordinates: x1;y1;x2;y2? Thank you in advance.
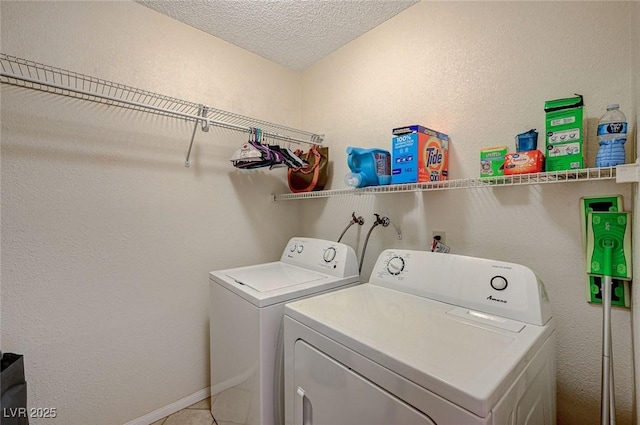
0;54;324;166
272;166;622;201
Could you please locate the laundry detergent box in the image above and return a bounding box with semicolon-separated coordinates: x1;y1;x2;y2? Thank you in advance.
544;95;584;171
391;125;449;183
480;146;507;178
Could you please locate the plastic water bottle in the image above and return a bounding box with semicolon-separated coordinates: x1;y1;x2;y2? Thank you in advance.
595;104;627;167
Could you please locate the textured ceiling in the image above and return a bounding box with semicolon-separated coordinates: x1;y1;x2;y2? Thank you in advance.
135;0;418;71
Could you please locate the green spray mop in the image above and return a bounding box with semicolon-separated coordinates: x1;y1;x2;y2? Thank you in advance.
580;196;630;307
586;211;632;425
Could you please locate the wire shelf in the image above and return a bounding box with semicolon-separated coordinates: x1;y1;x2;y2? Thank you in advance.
272;167;619;201
0;53;324;146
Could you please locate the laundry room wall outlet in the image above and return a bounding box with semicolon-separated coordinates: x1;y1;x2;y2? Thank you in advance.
431;230;446;244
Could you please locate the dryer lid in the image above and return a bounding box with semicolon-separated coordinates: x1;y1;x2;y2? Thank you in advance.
225;263;327;292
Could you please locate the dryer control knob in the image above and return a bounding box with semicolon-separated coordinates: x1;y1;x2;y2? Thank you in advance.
387;256;405;275
490;276;508;291
323;247;337;263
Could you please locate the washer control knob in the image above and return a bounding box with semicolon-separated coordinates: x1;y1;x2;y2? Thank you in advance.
297;245;304;254
387;256;405;275
323;247;337;263
289;244;296;252
490;276;508;291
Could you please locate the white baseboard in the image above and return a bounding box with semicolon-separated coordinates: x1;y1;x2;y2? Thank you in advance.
122;387;211;425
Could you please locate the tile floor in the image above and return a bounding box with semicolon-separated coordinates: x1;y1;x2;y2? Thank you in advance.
150;396;226;425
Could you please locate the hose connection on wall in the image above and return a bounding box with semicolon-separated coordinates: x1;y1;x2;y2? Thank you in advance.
337;212;364;243
359;213;396;274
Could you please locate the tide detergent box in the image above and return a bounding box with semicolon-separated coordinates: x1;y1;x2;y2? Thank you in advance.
544;95;584;171
480;146;507;178
392;125;449;184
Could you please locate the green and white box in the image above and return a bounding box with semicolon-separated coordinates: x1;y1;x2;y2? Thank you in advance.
480;146;507;178
544;95;584;171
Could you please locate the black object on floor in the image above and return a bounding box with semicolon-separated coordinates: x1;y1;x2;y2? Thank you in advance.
1;352;29;425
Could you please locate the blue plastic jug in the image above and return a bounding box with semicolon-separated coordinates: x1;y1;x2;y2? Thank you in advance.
345;147;392;188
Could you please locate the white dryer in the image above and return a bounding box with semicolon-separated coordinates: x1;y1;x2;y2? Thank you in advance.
209;237;359;425
284;250;556;425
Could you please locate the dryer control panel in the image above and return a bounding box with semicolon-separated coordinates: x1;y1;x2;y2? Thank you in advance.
370;250;552;326
281;237;359;278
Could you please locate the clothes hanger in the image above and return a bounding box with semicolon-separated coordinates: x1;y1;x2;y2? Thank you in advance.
280;139;308;168
264;133;288;169
231;128;266;168
231;129;310;170
234;128;284;169
279;143;308;168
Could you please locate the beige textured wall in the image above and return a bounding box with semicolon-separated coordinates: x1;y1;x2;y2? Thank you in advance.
632;2;640;423
0;2;302;425
2;1;638;425
300;2;636;424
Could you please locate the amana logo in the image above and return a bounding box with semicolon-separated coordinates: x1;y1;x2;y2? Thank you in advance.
487;295;507;304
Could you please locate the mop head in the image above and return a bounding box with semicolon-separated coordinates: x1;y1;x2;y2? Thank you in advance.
586;211;632;280
580;196;629;306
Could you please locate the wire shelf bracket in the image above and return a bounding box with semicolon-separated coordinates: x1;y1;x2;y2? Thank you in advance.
615;161;640;183
0;54;324;167
185;105;210;167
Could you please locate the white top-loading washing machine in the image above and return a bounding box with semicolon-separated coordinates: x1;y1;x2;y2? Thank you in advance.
284;250;556;425
209;237;359;425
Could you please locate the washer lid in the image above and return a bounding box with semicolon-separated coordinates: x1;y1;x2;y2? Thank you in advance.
284;284;555;417
210;261;359;308
225;263;327;292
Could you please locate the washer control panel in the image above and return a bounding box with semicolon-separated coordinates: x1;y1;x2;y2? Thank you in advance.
370;250;551;326
289;243;304;254
282;238;358;278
